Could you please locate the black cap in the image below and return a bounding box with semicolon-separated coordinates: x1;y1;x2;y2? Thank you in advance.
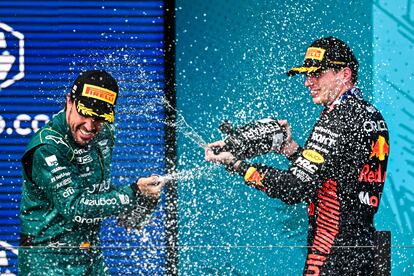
287;36;358;78
70;70;119;123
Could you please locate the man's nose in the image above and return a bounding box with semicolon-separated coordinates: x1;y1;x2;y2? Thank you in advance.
83;117;96;131
304;76;315;87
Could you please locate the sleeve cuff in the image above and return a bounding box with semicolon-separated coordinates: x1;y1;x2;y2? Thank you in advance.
287;146;302;162
130;181;139;193
236;161;251;177
130;181;159;208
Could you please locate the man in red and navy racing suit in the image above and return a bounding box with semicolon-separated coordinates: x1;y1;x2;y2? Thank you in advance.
19;70;165;275
205;37;389;275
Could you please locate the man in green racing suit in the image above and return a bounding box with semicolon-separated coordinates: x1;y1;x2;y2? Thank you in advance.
19;70;165;275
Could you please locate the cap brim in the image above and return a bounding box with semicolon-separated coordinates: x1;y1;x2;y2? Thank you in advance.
287;66;322;76
76;100;115;123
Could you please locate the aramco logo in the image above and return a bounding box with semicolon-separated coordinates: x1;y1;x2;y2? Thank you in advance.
0;22;24;90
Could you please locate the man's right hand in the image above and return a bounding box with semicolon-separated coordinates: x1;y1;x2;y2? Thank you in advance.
136;176;165;198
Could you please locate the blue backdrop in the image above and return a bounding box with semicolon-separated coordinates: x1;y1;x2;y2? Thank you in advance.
0;1;168;275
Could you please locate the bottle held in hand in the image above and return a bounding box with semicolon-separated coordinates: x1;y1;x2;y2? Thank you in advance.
212;118;286;159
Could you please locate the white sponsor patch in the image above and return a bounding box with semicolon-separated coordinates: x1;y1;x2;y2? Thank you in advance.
311;132;336;147
74;148;87;155
86;181;111;194
45;155;58;166
76;155;93;164
118;194;130;205
307;142;330;155
62;187;75;198
358;191;379;207
294;156;318;174
363;120;387;133
51;166;66;174
74;216;104;224
56;178;72;189
80;197;117;206
290;167;312;182
98;139;108;146
50;172;71;183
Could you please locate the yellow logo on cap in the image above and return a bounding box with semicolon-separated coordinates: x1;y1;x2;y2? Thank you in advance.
101;112;114;123
290;66;321;74
77;102;115;123
303;149;325;164
305;47;326;61
76;102;99;117
82;84;117;105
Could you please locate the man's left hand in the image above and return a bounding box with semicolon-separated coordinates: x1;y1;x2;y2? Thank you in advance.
276;120;299;157
205;140;237;165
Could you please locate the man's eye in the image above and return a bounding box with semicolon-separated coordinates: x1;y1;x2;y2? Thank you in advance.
307;73;320;78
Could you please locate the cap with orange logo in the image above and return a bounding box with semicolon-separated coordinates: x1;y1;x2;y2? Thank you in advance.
287;36;359;79
70;70;119;123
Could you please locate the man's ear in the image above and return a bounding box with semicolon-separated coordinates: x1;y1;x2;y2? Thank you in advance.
66;94;73;110
342;67;353;83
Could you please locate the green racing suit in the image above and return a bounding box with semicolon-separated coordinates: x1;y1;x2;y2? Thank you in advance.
19;110;157;275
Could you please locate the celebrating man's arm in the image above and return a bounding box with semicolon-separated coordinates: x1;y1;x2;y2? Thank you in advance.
205;121;323;205
30;145;164;223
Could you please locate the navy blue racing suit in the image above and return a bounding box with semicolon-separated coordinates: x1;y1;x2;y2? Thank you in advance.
235;88;389;275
